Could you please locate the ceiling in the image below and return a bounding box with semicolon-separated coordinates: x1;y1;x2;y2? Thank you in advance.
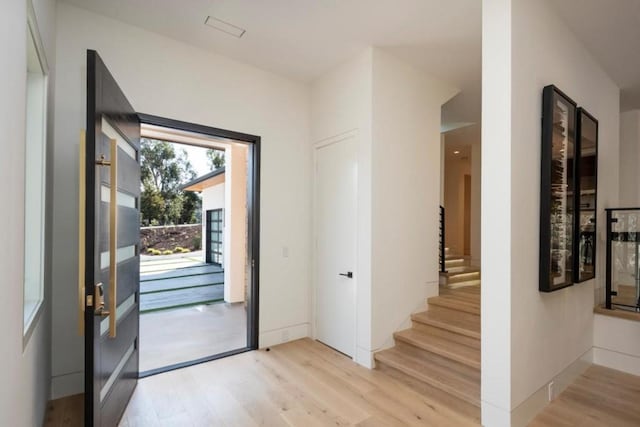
549;0;640;111
63;0;481;124
443;123;479;160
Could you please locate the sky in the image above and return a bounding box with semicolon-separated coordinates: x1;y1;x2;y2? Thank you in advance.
180;143;215;178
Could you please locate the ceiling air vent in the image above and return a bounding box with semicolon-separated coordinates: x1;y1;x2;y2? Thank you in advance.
204;16;246;38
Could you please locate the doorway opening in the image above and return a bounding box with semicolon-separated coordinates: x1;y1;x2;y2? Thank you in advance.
137;114;260;376
440;124;481;288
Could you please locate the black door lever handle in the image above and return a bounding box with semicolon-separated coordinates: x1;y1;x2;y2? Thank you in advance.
339;272;353;278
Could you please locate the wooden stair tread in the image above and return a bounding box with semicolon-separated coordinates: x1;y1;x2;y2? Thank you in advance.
412;310;480;339
440;266;480;276
446;279;482;289
594;305;640;322
394;328;480;369
428;296;481;315
374;347;480;407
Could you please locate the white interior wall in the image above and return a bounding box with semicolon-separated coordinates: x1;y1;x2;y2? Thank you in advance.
593;314;640;377
311;49;374;367
311;48;457;366
0;0;56;424
444;152;471;256
484;0;621;425
370;49;458;351
619;111;640;206
52;2;311;396
481;0;513;423
471;140;481;265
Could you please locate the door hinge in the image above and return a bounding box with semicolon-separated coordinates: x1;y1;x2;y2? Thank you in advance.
251;259;255;268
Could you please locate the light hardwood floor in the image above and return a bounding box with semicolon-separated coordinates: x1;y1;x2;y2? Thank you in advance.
44;338;480;426
43;339;640;426
529;364;640;426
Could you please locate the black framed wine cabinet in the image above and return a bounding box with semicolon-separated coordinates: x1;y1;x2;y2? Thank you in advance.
539;85;598;292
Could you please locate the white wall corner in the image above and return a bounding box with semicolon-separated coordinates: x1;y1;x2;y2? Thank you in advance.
481;401;512;427
51;371;84;400
510;348;593;427
355;346;375;369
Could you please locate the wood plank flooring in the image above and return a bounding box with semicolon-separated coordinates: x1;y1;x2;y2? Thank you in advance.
44;338;480;426
529;365;640;427
43;339;640;426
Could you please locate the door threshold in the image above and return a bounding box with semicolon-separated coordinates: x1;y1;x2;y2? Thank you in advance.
138;346;252;378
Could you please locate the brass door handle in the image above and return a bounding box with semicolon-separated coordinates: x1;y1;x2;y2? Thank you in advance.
94;283;110;317
108;138;118;338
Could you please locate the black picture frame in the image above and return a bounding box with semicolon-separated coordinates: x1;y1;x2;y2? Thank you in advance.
540;85;577;292
573;108;598;283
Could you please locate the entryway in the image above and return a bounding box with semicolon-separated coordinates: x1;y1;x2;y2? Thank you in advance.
137;117;258;376
80;51;260;426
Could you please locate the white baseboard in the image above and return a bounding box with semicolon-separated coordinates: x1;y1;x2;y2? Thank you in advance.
51;371;84;400
509;348;593;427
593;347;640;376
259;323;310;349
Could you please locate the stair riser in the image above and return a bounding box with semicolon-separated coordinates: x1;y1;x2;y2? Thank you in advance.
447;272;481;284
411;314;480;340
428;300;481;316
393;335;481;370
375;363;481;419
375;358;480;407
408;322;480;349
446;279;482;289
445;259;467;268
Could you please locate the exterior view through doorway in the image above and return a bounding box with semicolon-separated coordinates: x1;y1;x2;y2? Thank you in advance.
137;114;260;376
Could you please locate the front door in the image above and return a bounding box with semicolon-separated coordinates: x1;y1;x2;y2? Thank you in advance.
315;136;357;357
84;50;141;427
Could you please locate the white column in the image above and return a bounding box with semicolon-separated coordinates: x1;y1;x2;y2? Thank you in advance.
481;0;512;425
223;144;248;303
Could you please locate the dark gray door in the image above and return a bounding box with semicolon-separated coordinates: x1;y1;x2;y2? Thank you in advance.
84;50;141;427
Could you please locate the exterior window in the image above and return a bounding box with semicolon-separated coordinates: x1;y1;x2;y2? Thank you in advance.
206;209;224;266
23;14;48;336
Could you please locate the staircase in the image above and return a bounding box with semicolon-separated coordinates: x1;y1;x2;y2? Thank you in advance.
374;285;481;422
440;249;481;289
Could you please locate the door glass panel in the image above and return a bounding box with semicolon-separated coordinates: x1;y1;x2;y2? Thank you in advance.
100;293;136;336
100;342;135;402
100;245;137;269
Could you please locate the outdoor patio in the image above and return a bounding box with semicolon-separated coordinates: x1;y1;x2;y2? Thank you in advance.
138;252;247;372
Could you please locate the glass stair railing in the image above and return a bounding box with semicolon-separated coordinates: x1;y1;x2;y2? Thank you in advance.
606;208;640;312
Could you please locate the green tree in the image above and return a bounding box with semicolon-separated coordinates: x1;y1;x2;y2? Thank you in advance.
206;148;225;170
140;139;200;225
